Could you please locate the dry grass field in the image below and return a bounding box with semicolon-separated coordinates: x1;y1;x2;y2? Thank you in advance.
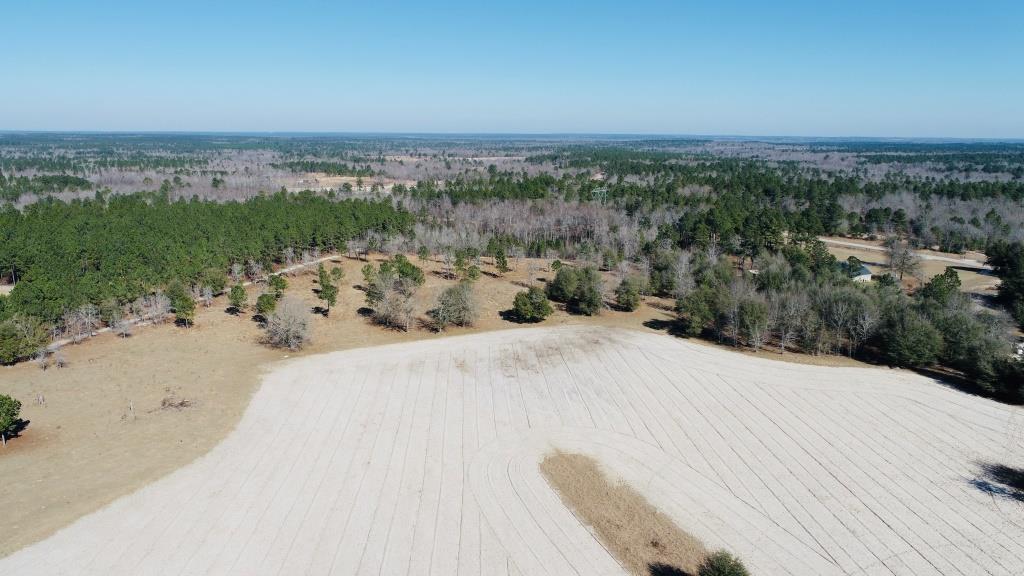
2;326;1022;575
0;254;683;557
541;450;709;575
820;237;999;295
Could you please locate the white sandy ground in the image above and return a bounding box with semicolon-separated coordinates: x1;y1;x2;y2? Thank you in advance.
2;327;1023;575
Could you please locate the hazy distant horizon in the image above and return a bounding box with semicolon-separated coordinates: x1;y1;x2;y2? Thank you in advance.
2;130;1023;144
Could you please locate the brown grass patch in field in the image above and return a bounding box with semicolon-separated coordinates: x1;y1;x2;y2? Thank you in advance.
540;450;708;576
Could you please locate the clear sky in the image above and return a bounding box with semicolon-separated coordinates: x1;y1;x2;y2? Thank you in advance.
3;0;1022;138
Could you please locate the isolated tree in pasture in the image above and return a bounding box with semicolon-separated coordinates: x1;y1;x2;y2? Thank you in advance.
373;285;415;331
228;284;247;313
256;293;277;319
614;277;643;311
465;265;481;282
512;286;553;322
546;266;580;303
319;283;338;316
264;296;311;350
0;393;22;447
886;239;921;281
495;247;511;274
329;266;345;284
431;282;478;331
268;274;288;298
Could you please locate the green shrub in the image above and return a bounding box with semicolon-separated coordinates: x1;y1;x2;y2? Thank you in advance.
698;550;750;576
256;293;277;317
512;286;553;322
228;284;248;312
268;274;288;297
0;393;22;445
546;266;579;303
614;277;643;311
879;307;942;367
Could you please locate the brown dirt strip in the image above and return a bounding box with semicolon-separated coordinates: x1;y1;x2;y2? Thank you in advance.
540;450;708;575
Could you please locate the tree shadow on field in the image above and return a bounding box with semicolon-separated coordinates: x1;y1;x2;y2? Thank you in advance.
642;318;691;339
970;462;1024;502
356;306;374;318
3;418;30;443
499;309;538;324
649;563;692;576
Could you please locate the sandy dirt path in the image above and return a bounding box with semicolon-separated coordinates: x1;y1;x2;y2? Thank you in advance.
2;326;1021;575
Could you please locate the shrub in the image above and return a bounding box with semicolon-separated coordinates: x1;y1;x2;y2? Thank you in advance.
264;296;310;349
0;393;22;446
546;266;579;303
614;277;643;311
546;265;603;315
431;282;478;331
380;254;425;286
268;274;288;297
256;293;277;317
228;284;248;312
697;550;750;576
495;247;511;274
512;286;554;322
174;293;196;327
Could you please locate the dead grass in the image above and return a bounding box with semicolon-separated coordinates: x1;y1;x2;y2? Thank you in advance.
540;450;708;576
0;252;878;557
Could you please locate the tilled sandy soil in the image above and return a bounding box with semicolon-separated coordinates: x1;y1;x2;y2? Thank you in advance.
2;327;1022;575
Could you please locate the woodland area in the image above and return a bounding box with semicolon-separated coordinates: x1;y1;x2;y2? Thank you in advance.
1;133;1023;401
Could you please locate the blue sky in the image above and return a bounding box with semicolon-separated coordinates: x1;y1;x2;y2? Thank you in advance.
3;1;1022;137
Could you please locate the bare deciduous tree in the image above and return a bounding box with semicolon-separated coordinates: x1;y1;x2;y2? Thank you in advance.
264;296;311;349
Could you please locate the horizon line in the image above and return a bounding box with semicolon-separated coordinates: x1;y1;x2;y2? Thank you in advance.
1;129;1023;144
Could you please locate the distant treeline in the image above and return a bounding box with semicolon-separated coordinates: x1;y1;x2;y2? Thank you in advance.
0;191;412;323
271;160;377;177
0;173;93;201
398;160;1019;251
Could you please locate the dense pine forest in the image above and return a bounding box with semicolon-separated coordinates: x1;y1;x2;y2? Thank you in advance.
0;191;411;322
1;133;1022;401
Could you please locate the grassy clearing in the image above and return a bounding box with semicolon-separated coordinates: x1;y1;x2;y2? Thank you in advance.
540;450;708;575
